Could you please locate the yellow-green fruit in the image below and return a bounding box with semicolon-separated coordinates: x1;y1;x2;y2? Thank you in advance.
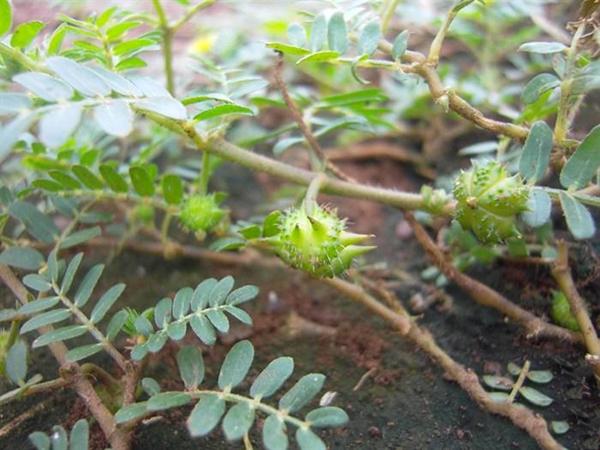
264;203;375;278
453;161;529;244
179;194;225;233
551;291;580;331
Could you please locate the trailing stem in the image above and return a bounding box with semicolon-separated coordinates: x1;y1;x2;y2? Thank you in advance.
323;277;562;450
403;212;581;343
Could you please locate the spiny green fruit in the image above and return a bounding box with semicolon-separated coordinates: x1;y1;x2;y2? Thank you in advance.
179;194;226;235
551;291;580;331
453;161;529;244
264;203;375;278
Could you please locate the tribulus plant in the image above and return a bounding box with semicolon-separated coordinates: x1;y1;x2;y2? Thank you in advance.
453;160;529;244
1;0;600;449
263;202;374;278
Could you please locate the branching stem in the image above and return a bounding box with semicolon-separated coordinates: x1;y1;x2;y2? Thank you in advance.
428;0;476;65
404;213;581;343
0;265;130;450
324;277;562;450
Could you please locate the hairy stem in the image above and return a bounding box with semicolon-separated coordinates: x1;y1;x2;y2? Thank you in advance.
152;0;175;95
272;56;354;181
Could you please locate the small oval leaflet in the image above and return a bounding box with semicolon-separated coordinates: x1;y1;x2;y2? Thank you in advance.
482;375;513;391
262;415;288;450
521;188;551;228
287;22;307;48
187;394;226;437
218;339;255;390
310;13;327;52
129;166;155;197
69;419;89;450
358;20;381;56
305;406;349;428
522;73;559;104
551;420;569;435
560;124;600;189
518;41;567;54
0;246;44;270
39;103;83;148
327;11;348;54
143;378;162;396
250;356;294;399
392;30;409;59
296;428;326;450
134;97;187;120
93;100;134;137
177;345;205;390
47;56;111;97
279;373;325;413
13;72;73;102
518;121;553;183
162;174;183;205
559;192;595;240
147;392;191;411
6;339;28;384
115;402;148;424
222;402;255;441
518;386;553;407
0;0;12;37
